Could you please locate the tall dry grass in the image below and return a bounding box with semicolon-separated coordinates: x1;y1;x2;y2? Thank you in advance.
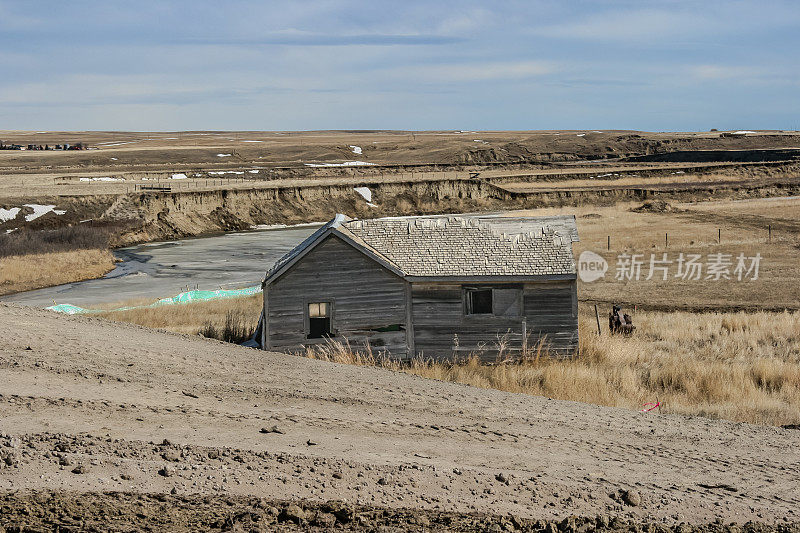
0;249;115;296
300;310;800;426
97;294;261;341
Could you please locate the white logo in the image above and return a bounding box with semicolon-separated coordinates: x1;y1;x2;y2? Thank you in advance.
578;251;608;282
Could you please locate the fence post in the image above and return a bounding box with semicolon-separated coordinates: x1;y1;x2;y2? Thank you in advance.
521;318;527;356
768;224;772;242
594;304;602;336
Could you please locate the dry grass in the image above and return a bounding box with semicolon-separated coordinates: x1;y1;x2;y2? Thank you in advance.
510;199;800;311
0;224;119;258
97;294;261;340
0;249;115;296
300;309;800;426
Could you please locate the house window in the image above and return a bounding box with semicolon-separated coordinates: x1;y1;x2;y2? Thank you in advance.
307;302;333;338
465;288;493;315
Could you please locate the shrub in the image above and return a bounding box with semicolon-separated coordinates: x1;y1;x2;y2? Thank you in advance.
0;222;123;257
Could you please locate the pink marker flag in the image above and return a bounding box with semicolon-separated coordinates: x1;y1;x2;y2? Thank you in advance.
640;402;661;413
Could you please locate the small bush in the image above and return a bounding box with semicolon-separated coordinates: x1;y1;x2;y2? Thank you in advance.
199;310;254;344
0;222;122;257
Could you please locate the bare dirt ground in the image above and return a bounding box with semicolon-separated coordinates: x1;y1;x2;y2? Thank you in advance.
1;304;799;530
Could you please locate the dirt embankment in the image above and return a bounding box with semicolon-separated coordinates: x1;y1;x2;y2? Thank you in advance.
3;163;800;247
2;491;797;532
111;176;800;244
1;304;799;527
106;180;513;243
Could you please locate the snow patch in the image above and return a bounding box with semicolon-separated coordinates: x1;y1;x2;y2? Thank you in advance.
241;140;263;143
217;153;232;157
354;187;372;202
354;187;377;207
171;173;188;180
0;207;21;222
110;157;118;161
733;130;756;134
249;170;259;174
23;204;66;221
250;221;326;230
305;161;375;167
349;145;362;155
79;177;124;182
98;141;137;147
576;133;585;137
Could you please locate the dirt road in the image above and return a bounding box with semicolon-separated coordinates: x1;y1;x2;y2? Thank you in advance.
1;304;798;527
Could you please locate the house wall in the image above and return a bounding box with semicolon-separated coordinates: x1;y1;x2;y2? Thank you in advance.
410;280;578;361
264;235;409;356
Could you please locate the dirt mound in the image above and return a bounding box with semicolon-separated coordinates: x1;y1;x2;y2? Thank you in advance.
631;199;677;213
0;491;796;532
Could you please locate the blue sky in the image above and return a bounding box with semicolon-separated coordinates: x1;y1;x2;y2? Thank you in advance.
1;0;798;131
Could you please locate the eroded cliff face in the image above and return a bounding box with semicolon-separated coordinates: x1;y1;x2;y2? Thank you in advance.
110;175;800;245
112;180;514;244
7;164;800;247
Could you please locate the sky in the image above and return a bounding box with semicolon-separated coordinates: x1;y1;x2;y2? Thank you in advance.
1;0;798;132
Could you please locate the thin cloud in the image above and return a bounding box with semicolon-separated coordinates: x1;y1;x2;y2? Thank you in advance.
690;65;762;80
387;61;553;83
531;9;713;41
174;32;464;47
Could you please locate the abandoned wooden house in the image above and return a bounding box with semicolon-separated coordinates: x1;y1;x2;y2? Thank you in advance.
258;213;579;360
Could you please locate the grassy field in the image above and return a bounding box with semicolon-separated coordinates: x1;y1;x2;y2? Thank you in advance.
511;197;800;311
0;249;115;296
0;223;121;295
94;294;800;427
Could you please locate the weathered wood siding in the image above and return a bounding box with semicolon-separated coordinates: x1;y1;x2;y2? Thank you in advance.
411;280;578;361
265;235;409;356
522;280;579;356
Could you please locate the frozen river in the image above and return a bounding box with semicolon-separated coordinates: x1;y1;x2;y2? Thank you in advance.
1;225;320;309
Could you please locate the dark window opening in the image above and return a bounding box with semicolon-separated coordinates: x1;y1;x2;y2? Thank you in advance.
307;302;333;339
465;288;493;315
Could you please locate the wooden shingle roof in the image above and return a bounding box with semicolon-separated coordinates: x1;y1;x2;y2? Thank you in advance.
265;213;578;283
